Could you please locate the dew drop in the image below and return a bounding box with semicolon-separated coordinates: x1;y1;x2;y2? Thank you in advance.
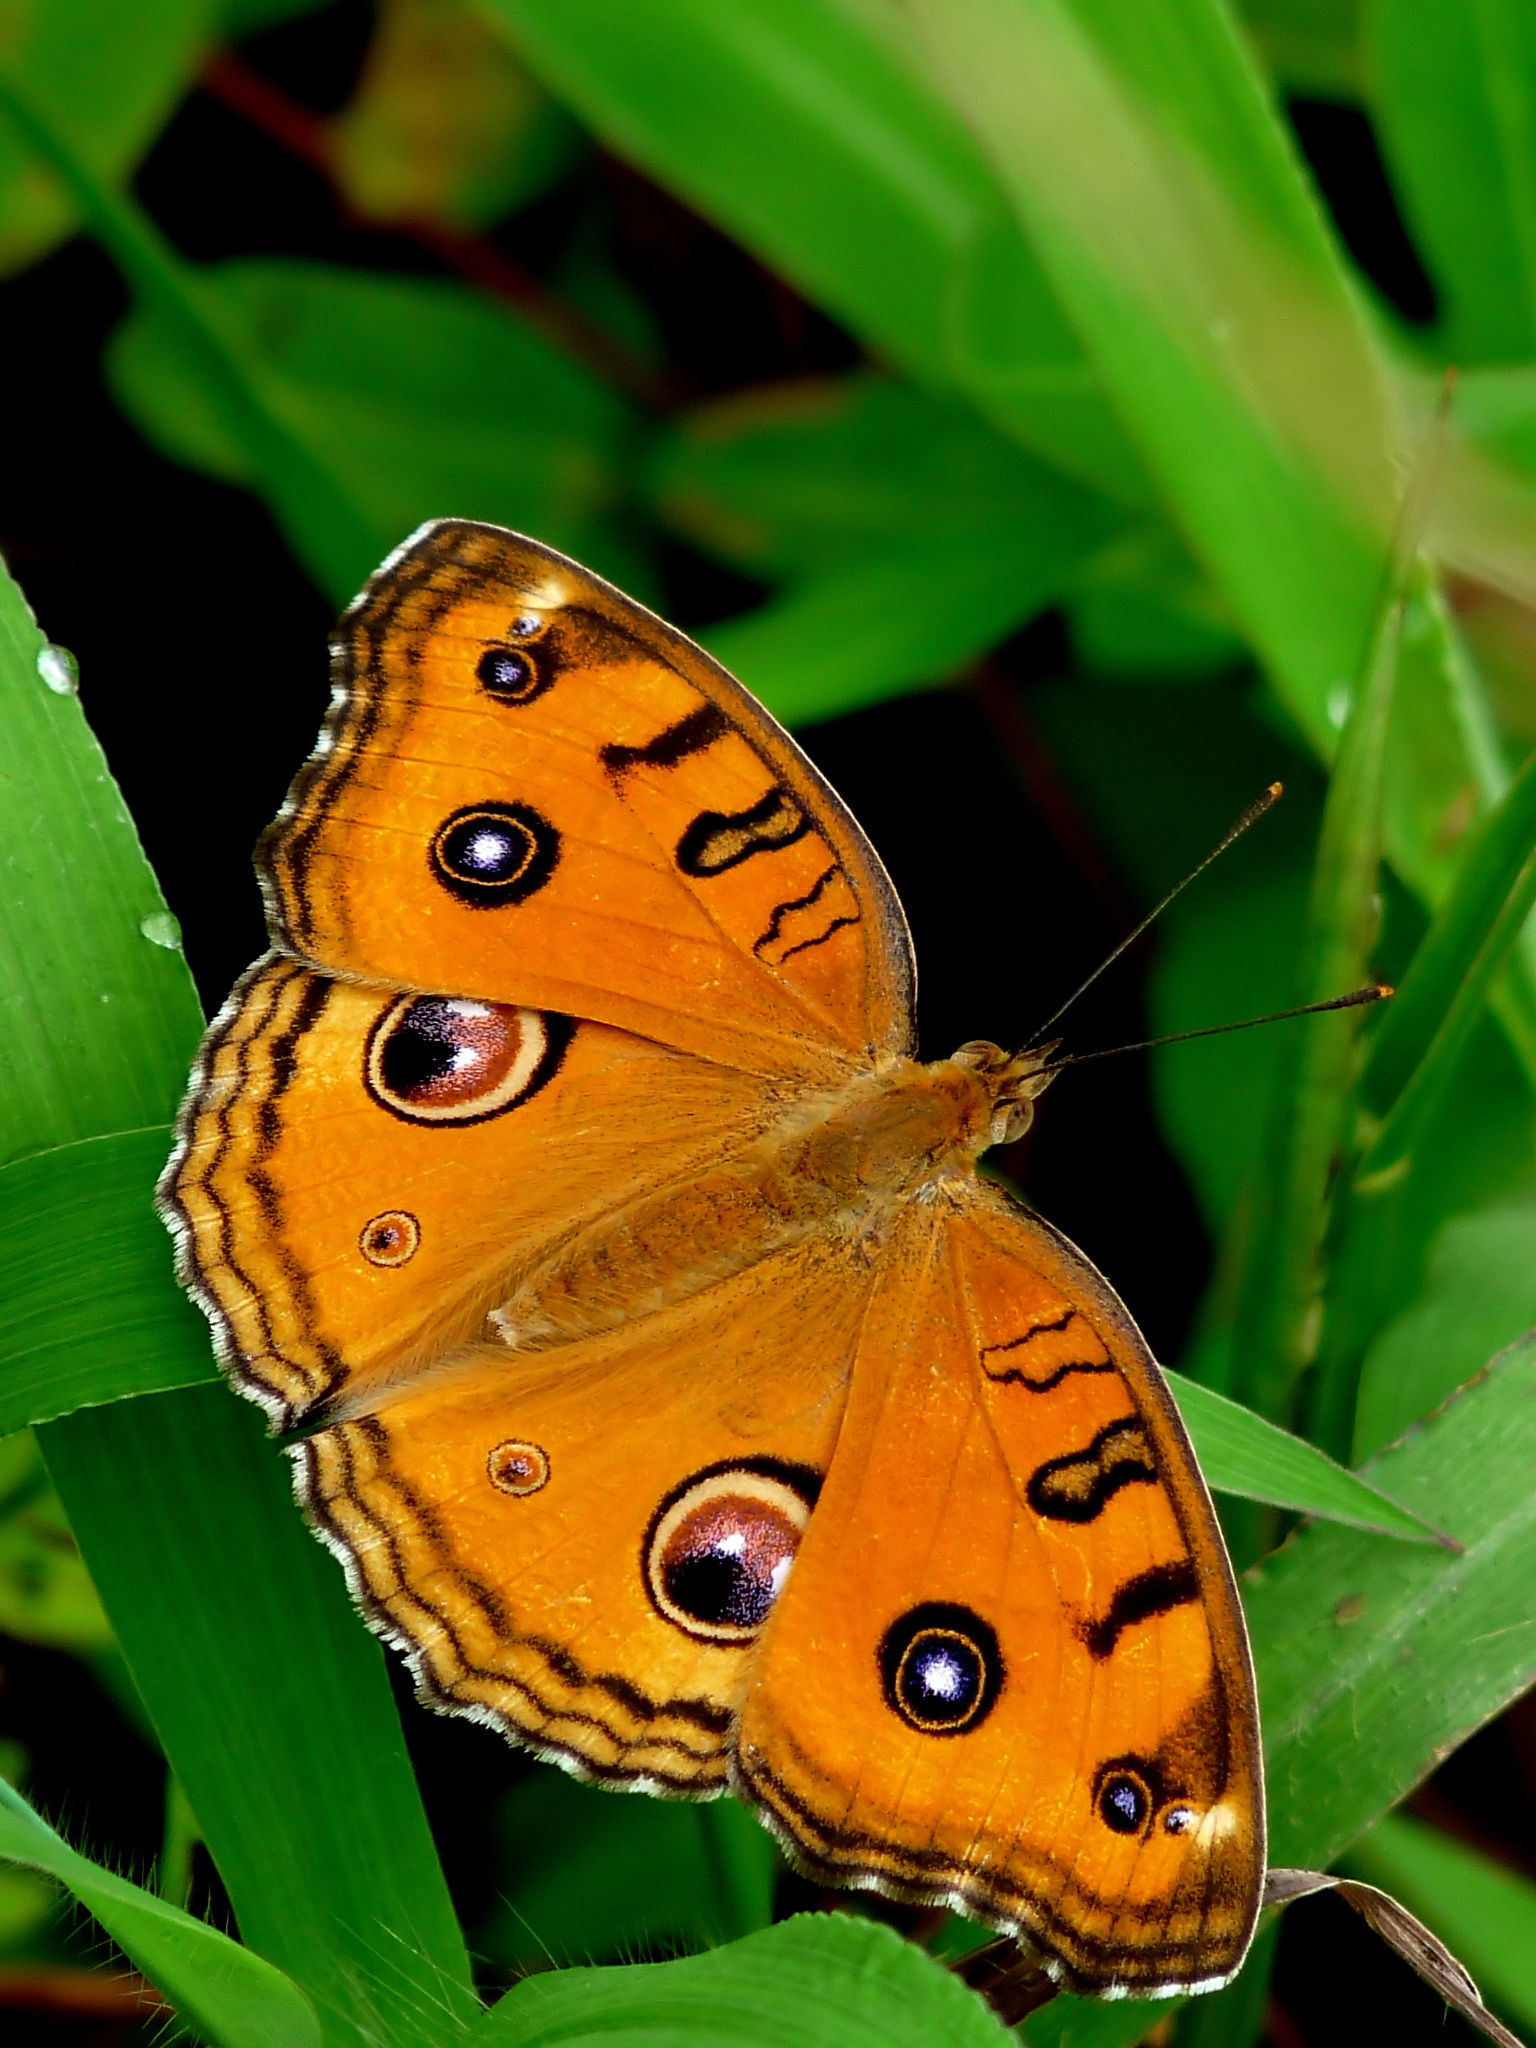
37;644;78;695
1325;682;1353;730
139;910;182;950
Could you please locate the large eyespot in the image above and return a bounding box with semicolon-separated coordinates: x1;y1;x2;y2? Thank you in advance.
1096;1765;1153;1837
879;1602;1003;1736
476;641;553;704
359;1210;420;1266
365;996;570;1125
643;1460;819;1644
430;800;559;906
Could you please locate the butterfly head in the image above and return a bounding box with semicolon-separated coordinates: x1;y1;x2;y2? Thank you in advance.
950;1040;1061;1149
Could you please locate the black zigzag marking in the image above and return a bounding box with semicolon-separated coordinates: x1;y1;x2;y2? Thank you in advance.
676;786;810;877
1026;1415;1157;1522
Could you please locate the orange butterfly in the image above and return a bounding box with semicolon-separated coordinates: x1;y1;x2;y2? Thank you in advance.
160;521;1263;1997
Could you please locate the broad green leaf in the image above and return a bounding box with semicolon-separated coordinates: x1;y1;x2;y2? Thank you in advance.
1165;1371;1439;1543
42;1389;479;2048
1032;1332;1536;2046
1366;0;1536;363
1353;1199;1536;1459
0;551;475;2044
1342;1812;1536;2035
0;0;216;275
0;1129;215;1434
1251;1332;1536;1871
479;1775;774;1972
107;260;643;594
477;1913;1006;2046
703;528;1109;728
0;1775;321;2048
647;374;1112;580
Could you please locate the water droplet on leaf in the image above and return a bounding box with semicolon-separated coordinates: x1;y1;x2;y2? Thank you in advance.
37;644;78;695
139;911;182;950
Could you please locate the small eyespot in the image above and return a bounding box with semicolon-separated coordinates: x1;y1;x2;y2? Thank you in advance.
879;1603;1003;1736
1098;1769;1152;1836
364;995;570;1125
1164;1805;1198;1836
476;643;552;704
488;1439;550;1496
643;1461;818;1644
359;1210;420;1266
429;800;560;907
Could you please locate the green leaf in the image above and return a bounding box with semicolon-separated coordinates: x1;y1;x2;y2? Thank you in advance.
1341;1812;1536;2035
904;0;1397;743
0;1775;322;2048
0;549;475;2042
1166;1371;1440;1543
702;527;1109;728
1352;1196;1536;1460
1366;0;1536;362
1228;556;1404;1431
107;260;643;594
0;0;216;275
1250;1331;1536;1872
479;1775;774;1972
477;1913;1007;2046
648;374;1110;580
42;1389;479;2048
0;1129;216;1435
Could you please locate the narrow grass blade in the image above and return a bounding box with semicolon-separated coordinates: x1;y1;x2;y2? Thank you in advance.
1367;0;1536;363
0;1777;322;2048
1227;561;1405;1428
477;1914;1007;2046
0;1129;215;1433
1342;1812;1536;2036
1360;744;1536;1164
1165;1371;1443;1543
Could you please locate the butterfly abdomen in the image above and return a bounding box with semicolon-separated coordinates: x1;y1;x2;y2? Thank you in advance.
487;1057;995;1352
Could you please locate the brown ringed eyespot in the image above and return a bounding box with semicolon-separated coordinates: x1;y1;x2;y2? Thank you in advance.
359;1210;420;1267
488;1439;550;1496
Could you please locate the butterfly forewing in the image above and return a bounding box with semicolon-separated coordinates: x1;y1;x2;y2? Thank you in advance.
260;521;914;1080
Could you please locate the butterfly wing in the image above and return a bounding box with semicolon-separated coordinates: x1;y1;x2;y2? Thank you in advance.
161;955;782;1429
291;1239;875;1789
261;520;914;1080
735;1183;1264;1996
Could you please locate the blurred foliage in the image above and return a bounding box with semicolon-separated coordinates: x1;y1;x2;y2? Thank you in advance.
0;1;1533;2044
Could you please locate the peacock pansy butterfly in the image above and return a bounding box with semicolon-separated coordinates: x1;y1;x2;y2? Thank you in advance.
159;521;1264;1998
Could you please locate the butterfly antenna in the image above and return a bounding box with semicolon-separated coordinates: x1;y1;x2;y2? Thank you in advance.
1043;981;1392;1072
1021;782;1284;1049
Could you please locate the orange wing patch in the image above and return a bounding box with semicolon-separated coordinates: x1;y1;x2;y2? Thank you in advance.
260;521;914;1079
736;1189;1263;1997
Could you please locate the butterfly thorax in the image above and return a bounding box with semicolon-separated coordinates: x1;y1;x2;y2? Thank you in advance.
488;1050;1027;1353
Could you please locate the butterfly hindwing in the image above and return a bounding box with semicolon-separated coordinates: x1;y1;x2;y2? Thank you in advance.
261;521;915;1080
294;1241;873;1789
736;1186;1263;1995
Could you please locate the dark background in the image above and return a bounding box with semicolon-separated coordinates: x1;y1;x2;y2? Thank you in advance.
0;7;1525;2043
